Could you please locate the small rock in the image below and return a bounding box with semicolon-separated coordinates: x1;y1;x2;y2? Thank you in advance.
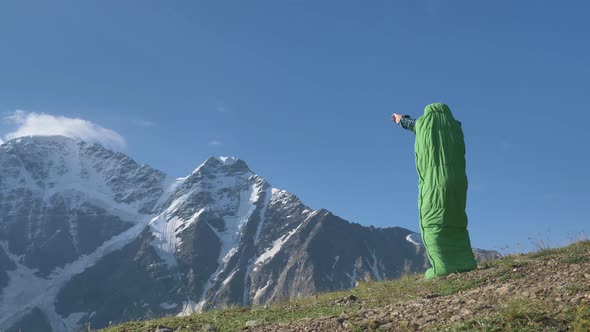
416;317;428;326
376;312;389;321
203;325;216;331
399;320;410;327
584;273;590;279
335;294;359;306
155;328;173;332
496;285;511;295
466;299;477;305
450;315;461;322
571;295;585;304
460;309;472;317
245;320;260;327
379;322;394;330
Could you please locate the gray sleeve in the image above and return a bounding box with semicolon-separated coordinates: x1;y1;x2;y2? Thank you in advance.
399;115;416;133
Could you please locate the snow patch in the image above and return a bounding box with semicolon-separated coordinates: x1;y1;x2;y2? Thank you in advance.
253;187;271;245
211;186;257;266
253;279;272;303
406;233;423;247
160;302;178;310
222;270;238;286
217;156;238;164
242;186;272;305
63;312;87;331
345;266;358;288
253;209;318;272
149;207;206;267
365;244;383;281
332;256;340;270
223;248;239;265
154;176;187;208
196;178;263;311
270;188;290;205
254;223;302;270
178;300;199;317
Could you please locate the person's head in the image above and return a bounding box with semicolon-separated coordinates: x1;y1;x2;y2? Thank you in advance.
424;103;454;118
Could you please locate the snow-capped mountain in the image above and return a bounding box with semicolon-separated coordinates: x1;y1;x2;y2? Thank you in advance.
0;136;493;331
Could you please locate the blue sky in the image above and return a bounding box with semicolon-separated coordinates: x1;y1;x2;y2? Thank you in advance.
0;1;588;253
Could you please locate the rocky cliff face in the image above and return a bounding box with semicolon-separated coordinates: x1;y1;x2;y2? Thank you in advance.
0;136;493;332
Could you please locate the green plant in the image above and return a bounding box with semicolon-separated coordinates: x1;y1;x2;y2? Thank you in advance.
431;277;482;296
572;303;590;332
528;228;552;251
500;299;546;324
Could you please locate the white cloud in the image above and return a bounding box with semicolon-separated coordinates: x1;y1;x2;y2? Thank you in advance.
208;140;222;147
0;138;4;145
2;110;126;149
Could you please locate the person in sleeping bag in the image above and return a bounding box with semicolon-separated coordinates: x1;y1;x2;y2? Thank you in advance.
392;103;477;279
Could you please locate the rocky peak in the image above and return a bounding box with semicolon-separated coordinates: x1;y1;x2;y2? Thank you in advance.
2;135;78;148
192;156;251;177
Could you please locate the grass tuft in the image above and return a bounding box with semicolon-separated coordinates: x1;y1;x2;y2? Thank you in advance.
572;303;590;332
431;277;483;296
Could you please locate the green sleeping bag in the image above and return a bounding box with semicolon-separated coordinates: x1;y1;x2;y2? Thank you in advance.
414;103;477;279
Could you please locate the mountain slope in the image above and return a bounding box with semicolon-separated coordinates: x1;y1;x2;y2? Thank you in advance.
102;240;590;332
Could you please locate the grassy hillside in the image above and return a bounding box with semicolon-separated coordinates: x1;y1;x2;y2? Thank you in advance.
101;241;590;332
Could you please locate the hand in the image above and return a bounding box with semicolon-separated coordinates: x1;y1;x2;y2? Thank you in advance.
391;113;403;124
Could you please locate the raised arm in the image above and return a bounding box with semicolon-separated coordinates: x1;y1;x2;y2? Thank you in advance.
392;113;416;133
